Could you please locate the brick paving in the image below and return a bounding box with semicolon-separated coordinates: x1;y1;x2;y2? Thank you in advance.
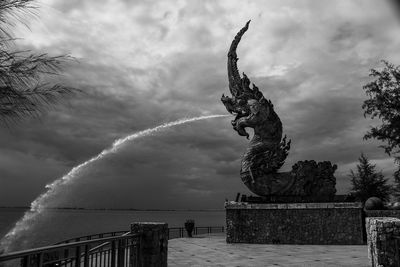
168;234;369;267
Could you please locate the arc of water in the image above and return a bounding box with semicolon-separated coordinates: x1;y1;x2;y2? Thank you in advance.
0;114;228;251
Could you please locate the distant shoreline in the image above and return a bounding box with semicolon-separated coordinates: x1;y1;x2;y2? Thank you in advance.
0;207;224;212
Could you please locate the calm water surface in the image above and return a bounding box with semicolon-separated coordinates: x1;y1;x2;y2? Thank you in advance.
0;208;225;249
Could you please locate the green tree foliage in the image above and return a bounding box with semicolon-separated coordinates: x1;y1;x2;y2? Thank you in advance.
0;0;77;124
393;168;400;199
349;153;393;202
363;60;400;157
362;60;400;198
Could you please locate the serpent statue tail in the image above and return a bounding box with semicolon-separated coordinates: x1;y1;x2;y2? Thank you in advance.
221;21;337;199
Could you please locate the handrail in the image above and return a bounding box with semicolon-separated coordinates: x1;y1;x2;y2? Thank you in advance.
55;226;224;244
89;230;132;252
168;226;224;239
168;226;223;230
55;230;129;244
0;234;139;262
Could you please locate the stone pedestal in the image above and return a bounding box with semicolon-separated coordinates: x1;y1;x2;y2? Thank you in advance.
131;222;168;267
367;217;400;267
365;209;400;219
226;201;363;245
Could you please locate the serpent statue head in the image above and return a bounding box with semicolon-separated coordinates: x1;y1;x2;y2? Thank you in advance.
221;20;283;145
221;21;337;199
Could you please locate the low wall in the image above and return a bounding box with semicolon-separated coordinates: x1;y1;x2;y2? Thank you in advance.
366;217;400;267
226;201;364;244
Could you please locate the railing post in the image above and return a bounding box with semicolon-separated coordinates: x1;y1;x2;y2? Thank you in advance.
117;239;125;267
75;246;81;267
37;253;43;267
84;244;89;267
22;255;29;267
131;222;168;267
63;249;69;265
110;240;116;267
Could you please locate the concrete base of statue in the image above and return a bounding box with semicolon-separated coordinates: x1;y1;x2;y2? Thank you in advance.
225;201;364;245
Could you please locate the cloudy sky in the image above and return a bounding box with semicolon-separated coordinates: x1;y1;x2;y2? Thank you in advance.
1;0;400;209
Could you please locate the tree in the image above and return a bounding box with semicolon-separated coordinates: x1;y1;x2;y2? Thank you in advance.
0;0;77;124
393;168;400;199
349;153;393;202
362;60;400;198
363;60;400;157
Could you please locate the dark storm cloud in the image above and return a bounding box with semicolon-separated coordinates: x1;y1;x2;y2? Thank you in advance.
1;0;400;208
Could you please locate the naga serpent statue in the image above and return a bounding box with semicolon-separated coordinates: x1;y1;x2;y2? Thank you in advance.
222;21;337;199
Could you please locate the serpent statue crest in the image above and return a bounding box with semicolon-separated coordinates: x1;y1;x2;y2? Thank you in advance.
222;21;337;199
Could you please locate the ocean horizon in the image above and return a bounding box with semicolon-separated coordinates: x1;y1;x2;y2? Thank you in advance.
0;208;225;250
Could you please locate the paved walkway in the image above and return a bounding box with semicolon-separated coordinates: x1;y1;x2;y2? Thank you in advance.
168;234;369;267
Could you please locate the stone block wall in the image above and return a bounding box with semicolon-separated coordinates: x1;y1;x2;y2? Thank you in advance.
226;201;364;245
366;217;400;267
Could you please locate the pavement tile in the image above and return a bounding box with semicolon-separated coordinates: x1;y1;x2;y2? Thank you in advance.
168;234;369;267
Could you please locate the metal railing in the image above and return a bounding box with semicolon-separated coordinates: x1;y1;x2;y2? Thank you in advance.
167;226;224;239
55;231;129;245
56;226;224;243
0;234;140;267
0;226;224;266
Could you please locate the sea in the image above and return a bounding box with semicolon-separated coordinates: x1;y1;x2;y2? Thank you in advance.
0;208;225;250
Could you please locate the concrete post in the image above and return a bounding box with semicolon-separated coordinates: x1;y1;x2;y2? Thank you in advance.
366;217;400;267
130;222;168;267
